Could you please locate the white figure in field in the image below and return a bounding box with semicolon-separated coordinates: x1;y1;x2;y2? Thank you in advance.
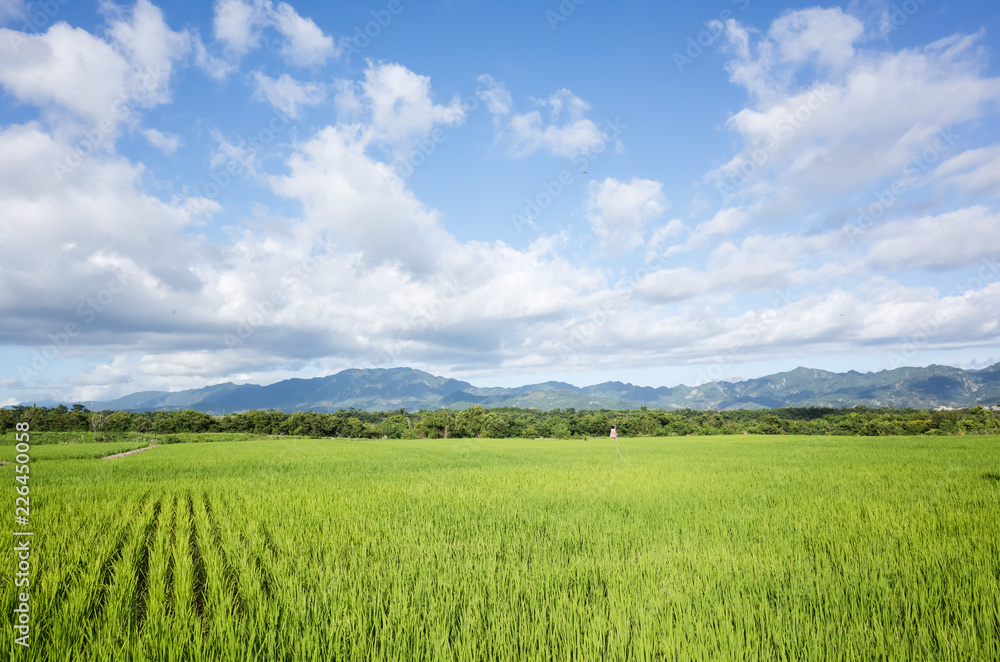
610;426;617;439
611;425;619;460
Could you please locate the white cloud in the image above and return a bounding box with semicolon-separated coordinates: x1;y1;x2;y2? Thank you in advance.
666;207;749;256
193;32;235;80
718;8;862;104
212;0;336;67
142;127;179;153
936;144;1000;197
0;122;209;351
508;89;604;159
585;177;667;251
0;53;609;401
251;71;325;118
865;206;1000;272
699;206;748;236
269;124;455;272
360;61;464;142
768;8;863;73
633;230;846;303
335;61;465;156
209;127;260;178
106;0;190;107
475;74;512;115
478;79;607;160
213;0;260;55
709;12;1000;224
268;0;336;66
0;24;130;124
645;220;685;261
0;1;189;133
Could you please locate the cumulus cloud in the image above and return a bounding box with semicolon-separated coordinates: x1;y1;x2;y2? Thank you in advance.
106;0;190;102
193;32;236;80
865;206;1000;272
585;177;667;252
768;8;863;74
213;0;259;55
269;123;457;272
508;89;605;159
267;0;336;66
710;13;1000;214
645;220;685;262
251;71;325;117
212;0;336;67
475;74;512;115
477;78;607;159
633;230;847;303
663;207;748;257
0;24;130;125
0;122;210;358
0;0;189;132
142;127;180;153
209;127;261;178
334;61;465;158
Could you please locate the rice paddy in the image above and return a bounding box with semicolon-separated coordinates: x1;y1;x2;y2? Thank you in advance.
3;434;999;660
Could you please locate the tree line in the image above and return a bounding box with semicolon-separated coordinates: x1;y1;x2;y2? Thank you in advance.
4;403;1000;439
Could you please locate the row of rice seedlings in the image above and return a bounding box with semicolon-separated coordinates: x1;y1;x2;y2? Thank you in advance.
208;489;288;661
167;488;203;659
39;500;140;657
70;496;157;658
11;481;111;656
140;494;177;661
187;491;247;660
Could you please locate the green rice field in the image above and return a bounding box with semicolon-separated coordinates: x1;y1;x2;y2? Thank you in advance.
3;435;1000;660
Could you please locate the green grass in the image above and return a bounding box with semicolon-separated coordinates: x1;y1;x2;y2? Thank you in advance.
0;431;159;446
2;441;153;462
3;435;999;660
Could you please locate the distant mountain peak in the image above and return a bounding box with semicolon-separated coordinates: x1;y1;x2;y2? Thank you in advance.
29;363;1000;414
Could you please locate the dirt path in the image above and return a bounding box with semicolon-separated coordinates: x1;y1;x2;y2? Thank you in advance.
102;445;160;460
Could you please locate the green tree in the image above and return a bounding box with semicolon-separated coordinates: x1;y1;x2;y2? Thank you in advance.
959;406;1000;434
104;411;134;432
456;405;487;438
0;408;14;433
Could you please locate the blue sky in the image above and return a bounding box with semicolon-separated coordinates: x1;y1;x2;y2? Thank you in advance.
1;0;999;404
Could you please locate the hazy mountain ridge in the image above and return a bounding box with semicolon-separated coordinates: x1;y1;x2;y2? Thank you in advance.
43;363;1000;414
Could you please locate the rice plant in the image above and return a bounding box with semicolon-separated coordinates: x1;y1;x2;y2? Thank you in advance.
3;435;999;660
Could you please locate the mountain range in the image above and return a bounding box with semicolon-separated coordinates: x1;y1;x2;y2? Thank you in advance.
61;363;1000;413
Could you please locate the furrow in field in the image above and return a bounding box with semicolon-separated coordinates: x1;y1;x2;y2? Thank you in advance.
42;510;134;656
86;519;132;624
253;522;278;600
246;518;289;658
210;492;282;659
190;491;245;655
140;495;176;653
87;497;160;654
49;559;86;609
187;494;208;627
202;491;245;620
132;498;162;629
163;496;177;617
